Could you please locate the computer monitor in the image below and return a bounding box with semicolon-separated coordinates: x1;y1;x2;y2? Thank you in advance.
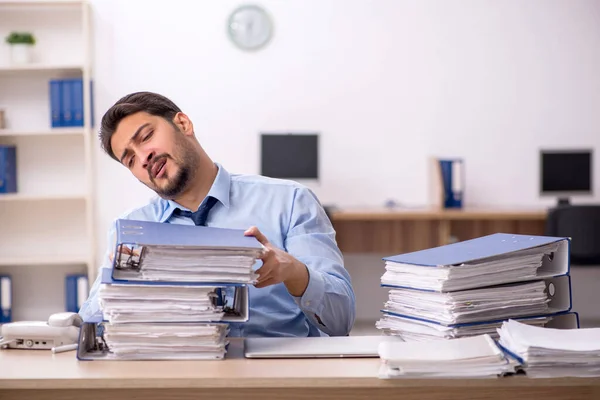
540;149;593;206
260;133;319;180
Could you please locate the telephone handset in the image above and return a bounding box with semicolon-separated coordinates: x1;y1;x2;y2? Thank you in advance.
0;312;82;350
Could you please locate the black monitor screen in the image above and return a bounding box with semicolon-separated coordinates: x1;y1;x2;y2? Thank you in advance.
261;134;318;179
541;150;592;193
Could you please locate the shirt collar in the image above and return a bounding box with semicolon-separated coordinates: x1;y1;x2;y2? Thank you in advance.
160;162;231;222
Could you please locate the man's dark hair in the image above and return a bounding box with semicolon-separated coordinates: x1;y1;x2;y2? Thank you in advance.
99;91;182;161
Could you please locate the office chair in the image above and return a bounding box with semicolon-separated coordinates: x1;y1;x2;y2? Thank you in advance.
545;205;600;265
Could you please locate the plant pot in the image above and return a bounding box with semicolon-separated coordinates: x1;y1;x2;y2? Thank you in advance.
10;44;33;65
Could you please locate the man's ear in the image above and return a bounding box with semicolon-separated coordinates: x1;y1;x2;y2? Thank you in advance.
172;112;194;137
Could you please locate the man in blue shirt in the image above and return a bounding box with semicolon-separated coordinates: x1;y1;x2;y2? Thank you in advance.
79;91;356;337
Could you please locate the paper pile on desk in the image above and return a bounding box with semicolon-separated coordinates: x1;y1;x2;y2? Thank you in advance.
497;319;600;378
378;334;515;378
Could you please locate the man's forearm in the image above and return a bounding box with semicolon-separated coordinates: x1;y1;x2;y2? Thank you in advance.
292;261;356;336
284;260;310;297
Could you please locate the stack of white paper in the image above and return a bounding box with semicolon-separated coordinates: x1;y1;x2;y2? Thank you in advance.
377;314;551;341
378;334;515;378
116;247;261;283
497;319;600;378
102;323;229;360
381;245;559;292
381;280;549;326
98;284;225;324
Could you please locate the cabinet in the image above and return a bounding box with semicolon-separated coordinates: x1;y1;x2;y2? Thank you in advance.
0;0;94;320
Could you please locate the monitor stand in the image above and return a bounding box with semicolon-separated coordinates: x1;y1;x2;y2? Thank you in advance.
557;197;570;207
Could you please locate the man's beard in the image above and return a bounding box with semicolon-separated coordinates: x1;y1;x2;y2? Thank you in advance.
146;138;198;199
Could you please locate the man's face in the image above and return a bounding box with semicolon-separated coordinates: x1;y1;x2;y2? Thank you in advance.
110;111;198;199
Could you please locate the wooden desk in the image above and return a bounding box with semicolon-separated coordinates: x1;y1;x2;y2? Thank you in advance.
330;207;547;253
1;339;599;400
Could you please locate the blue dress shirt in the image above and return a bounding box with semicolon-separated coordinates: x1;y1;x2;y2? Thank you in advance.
79;163;356;337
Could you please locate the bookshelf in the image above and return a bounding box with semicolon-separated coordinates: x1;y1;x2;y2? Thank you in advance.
0;0;94;321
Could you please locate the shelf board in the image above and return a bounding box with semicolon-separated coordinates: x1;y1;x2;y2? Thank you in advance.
0;64;83;74
0;0;84;6
0;193;87;202
0;254;89;267
0;128;85;137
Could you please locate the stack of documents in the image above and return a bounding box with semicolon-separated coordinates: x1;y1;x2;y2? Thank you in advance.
381;280;549;325
497;319;600;378
102;323;229;360
98;282;227;324
112;219;263;283
77;219;261;361
378;334;515;378
377;233;575;341
377;312;553;342
380;234;564;291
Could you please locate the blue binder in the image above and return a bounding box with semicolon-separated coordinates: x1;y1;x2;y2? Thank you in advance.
65;274;89;313
111;219;262;280
0;275;12;323
76;310;231;361
49;80;62;127
0;145;17;194
114;219;262;251
99;267;249;322
381;275;573;327
438;158;464;209
384;233;570;278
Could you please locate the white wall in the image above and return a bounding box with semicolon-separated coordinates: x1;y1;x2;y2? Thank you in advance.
89;0;600;269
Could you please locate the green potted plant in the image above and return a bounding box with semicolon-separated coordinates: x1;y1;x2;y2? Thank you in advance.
5;32;36;65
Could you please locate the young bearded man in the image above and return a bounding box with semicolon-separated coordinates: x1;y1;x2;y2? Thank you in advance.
79;91;356;337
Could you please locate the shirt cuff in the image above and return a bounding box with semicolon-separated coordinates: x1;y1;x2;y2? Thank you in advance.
292;266;326;316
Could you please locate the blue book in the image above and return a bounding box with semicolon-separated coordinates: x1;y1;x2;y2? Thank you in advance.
0;275;12;323
382;233;570;292
65;274;88;313
0;145;17;194
49;80;62;127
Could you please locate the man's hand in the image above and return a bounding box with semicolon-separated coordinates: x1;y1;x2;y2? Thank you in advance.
244;226;309;297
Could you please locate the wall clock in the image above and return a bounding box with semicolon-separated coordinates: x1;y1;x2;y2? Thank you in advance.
227;4;273;51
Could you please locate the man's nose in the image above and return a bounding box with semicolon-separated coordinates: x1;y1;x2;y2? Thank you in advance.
142;151;155;169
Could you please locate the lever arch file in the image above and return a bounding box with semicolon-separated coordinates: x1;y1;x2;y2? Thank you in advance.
381;275;572;326
76;311;230;361
99;268;249;323
0;275;12;323
382;233;570;292
111;219;263;283
65;274;88;313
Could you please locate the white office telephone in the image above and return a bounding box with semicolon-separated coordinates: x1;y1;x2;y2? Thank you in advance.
0;312;82;350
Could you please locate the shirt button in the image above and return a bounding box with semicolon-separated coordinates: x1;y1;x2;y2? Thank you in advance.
305;301;311;306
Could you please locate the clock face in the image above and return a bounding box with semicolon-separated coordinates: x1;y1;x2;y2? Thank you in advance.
227;5;273;51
